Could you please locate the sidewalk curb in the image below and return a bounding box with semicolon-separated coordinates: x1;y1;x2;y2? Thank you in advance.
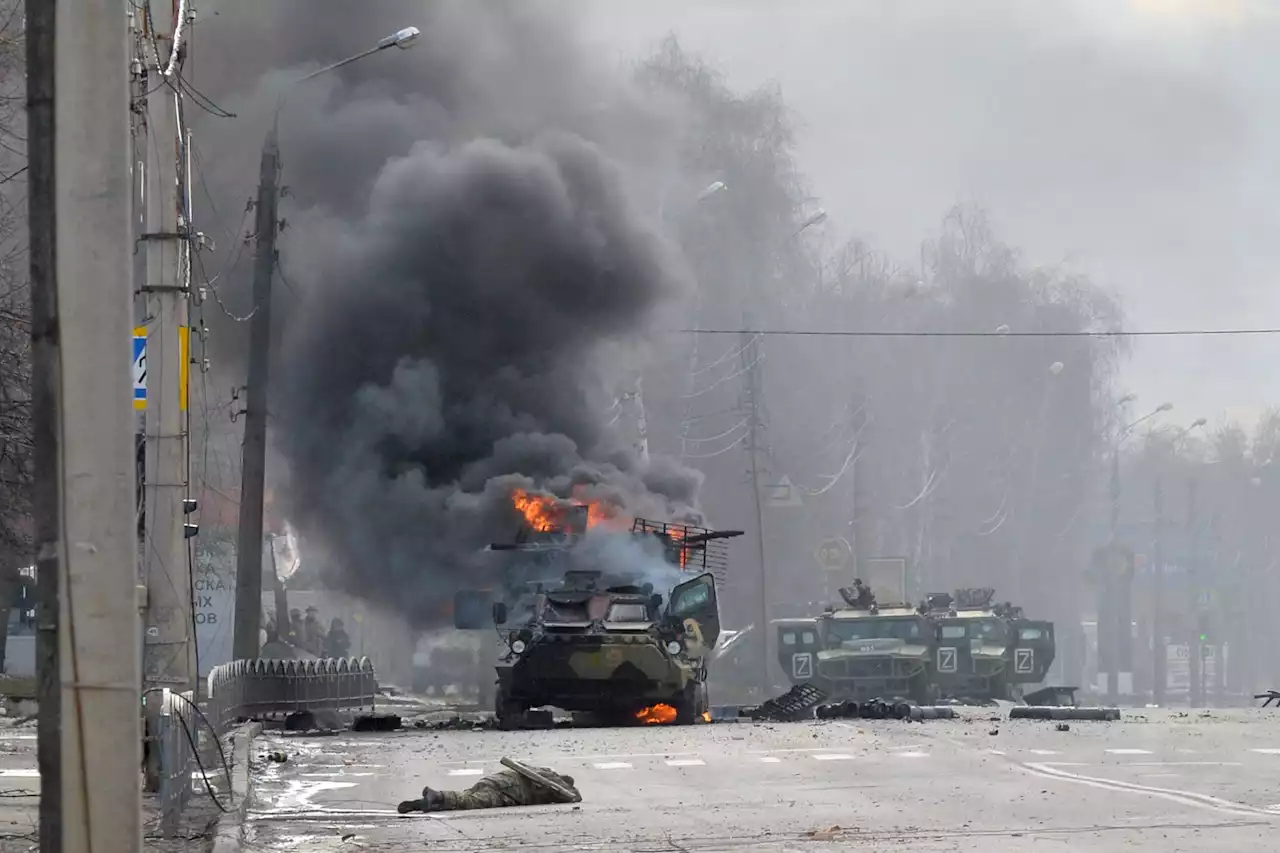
210;721;262;853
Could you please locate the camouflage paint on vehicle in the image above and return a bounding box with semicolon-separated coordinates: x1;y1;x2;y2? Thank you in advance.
924;589;1056;702
777;605;937;704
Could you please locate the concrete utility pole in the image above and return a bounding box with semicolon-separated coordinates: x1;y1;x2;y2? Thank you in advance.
1106;398;1169;703
231;128;280;661
1152;474;1166;705
1187;477;1201;707
739;323;770;690
29;0;143;850
232;26;422;660
140;0;196;791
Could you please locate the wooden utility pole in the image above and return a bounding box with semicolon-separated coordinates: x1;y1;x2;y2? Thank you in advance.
232;130;280;660
30;0;143;849
140;0;195;790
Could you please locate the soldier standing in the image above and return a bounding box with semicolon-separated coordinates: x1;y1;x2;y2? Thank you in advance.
303;605;326;655
288;608;304;647
325;617;351;658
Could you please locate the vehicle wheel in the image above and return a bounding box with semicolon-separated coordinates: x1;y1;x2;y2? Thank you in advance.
675;682;709;725
909;679;938;707
494;690;525;731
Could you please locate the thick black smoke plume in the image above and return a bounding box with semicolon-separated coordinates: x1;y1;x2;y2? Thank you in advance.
199;2;706;625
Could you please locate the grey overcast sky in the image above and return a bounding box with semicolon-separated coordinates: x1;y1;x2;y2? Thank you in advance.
573;0;1280;430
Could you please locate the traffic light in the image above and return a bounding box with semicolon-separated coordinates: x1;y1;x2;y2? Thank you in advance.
1196;610;1212;644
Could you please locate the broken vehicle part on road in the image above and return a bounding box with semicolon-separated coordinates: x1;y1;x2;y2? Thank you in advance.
1009;705;1122;721
814;699;957;721
742;682;829;722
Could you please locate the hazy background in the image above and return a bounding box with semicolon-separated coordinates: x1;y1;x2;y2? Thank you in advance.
574;0;1280;428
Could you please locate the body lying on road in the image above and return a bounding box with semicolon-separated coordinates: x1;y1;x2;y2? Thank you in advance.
398;758;581;813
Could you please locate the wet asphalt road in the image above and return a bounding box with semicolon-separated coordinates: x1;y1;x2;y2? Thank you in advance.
245;707;1280;852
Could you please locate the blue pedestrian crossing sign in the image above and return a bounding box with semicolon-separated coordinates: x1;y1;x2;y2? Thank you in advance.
133;325;190;411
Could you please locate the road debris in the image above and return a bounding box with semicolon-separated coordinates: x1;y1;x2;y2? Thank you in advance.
412;715;496;731
806;825;844;841
1256;689;1280;708
352;713;403;732
396;757;581;813
1009;706;1120;721
815;699;956;721
742;683;828;722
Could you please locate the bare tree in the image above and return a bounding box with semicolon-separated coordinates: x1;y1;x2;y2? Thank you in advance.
633;42;1143;693
0;0;31;669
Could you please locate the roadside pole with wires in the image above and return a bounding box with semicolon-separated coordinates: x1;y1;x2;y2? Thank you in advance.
739;320;771;691
30;0;143;850
139;0;197;791
231;127;280;661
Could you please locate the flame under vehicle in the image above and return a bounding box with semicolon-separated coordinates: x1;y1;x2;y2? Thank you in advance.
454;499;742;729
923;588;1056;703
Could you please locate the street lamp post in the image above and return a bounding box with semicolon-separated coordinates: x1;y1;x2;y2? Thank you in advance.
232;28;421;661
1152;417;1205;706
750;208;829;692
1106;398;1170;703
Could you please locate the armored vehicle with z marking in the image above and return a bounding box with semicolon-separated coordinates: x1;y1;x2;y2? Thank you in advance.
454;507;742;729
924;588;1055;703
777;586;938;705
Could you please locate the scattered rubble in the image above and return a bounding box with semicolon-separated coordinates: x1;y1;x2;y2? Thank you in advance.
412;715;496;732
815;699;956;722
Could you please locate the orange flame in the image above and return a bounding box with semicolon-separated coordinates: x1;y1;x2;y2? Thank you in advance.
700;711;712;723
634;704;678;725
510;487;633;534
666;527;690;569
512;489;561;532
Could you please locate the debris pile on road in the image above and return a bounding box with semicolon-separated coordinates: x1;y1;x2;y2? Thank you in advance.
412;715;497;731
1009;705;1120;721
353;713;403;732
741;683;828;722
1255;689;1280;708
814;699;957;722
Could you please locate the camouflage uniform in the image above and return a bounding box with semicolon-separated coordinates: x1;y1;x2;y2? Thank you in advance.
397;767;578;813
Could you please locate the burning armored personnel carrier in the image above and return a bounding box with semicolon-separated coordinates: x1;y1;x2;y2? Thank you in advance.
453;498;743;728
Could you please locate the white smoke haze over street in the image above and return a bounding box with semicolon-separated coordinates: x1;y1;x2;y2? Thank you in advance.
577;0;1280;426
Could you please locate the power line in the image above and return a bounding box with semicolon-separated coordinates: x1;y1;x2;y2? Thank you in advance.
673;327;1280;338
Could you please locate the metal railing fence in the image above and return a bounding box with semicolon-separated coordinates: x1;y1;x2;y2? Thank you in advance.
153;656;379;835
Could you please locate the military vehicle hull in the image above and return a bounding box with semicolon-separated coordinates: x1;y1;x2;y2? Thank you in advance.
776;616;938;705
928;591;1058;704
810;651;936;705
496;632;708;727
